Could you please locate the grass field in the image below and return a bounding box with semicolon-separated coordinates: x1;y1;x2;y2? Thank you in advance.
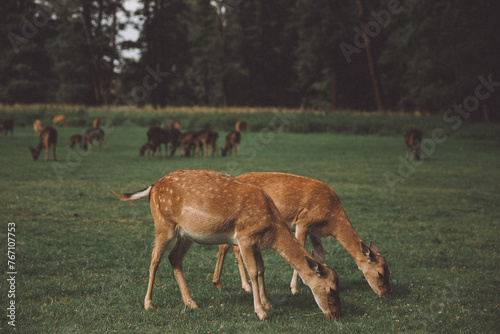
1;111;499;333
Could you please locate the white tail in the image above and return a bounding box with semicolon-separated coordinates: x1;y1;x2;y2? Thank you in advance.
213;172;391;298
113;169;341;320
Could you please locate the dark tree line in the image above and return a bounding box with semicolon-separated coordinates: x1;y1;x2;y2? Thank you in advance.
1;0;499;119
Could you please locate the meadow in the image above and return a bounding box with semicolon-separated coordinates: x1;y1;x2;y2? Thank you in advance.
0;107;499;333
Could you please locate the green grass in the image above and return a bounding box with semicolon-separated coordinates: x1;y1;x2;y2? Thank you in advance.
1;117;499;333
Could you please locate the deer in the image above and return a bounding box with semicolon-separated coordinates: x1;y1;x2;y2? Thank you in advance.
212;172;391;298
68;134;83;150
29;127;57;161
52;115;67;127
195;129;219;157
83;128;106;150
112;169;341;321
221;120;246;156
404;129;422;161
0;119;14;136
177;131;200;157
141;126;180;158
93;118;101;128
33;119;43;136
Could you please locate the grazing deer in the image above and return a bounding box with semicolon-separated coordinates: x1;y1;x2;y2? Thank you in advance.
68;134;83;150
33;119;43;136
221;120;245;156
83;128;106;150
93;118;101;128
0;119;14;136
29;127;57;161
52;115;67;127
177;131;200;157
141;127;180;158
404;129;422;161
113;169;341;320
140;139;161;158
221;131;240;156
195;129;219;157
212;172;391;298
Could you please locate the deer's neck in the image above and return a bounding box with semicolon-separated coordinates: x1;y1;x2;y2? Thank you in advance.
329;214;367;265
271;227;320;283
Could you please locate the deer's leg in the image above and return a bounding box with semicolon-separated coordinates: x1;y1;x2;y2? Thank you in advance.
310;235;325;259
44;145;49;161
168;238;197;309
238;244;268;320
144;229;174;310
212;244;231;289
254;248;271;310
290;225;308;295
52;143;57;161
233;246;251;292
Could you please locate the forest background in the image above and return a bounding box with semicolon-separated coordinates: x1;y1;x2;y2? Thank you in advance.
1;0;500;121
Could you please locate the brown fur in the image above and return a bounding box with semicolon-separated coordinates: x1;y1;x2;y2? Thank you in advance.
404;129;422;160
83;128;106;150
113;169;341;320
68;134;83;149
213;172;391;298
52;115;67;127
0;119;14;136
30;127;57;161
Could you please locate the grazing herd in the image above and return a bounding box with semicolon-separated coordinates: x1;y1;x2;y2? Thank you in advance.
1;114;424;319
139;120;246;159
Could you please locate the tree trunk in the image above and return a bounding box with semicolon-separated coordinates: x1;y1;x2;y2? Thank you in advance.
331;69;337;111
215;0;228;108
357;0;383;111
81;4;108;106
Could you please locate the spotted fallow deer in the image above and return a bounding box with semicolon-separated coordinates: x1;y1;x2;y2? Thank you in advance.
29;127;57;161
212;172;391;298
52;115;67;127
404;129;422;161
113;169;341;320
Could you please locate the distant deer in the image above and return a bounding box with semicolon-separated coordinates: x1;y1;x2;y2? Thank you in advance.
52;115;67;127
212;172;391;298
113;169;341;320
177;131;200;157
29;127;57;161
33;120;43;136
68;134;83;150
83;128;106;150
221;120;245;157
93;118;101;128
404;129;422;160
0;119;14;136
195;129;219;157
140;126;180;158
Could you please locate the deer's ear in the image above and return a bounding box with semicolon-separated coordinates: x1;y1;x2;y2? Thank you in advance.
361;241;376;262
369;241;380;255
311;250;327;265
305;256;327;277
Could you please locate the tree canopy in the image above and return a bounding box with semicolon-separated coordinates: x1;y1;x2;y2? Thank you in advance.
1;0;499;119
